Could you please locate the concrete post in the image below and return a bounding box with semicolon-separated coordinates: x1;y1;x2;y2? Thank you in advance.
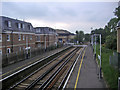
100;34;102;79
95;35;96;59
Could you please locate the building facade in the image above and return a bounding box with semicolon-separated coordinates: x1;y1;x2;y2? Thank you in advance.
0;16;35;55
34;27;57;49
0;16;74;55
56;29;75;44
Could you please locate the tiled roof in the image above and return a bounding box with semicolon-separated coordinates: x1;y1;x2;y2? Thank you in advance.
34;27;56;34
0;16;35;33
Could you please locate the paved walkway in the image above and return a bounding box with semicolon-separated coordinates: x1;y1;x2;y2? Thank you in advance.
67;44;106;89
1;46;69;78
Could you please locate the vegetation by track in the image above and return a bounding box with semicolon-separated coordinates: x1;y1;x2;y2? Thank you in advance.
95;44;118;89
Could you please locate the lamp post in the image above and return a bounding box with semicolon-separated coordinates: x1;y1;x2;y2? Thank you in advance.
91;35;93;46
95;35;96;58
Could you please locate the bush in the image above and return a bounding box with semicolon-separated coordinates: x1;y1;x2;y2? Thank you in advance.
105;35;117;50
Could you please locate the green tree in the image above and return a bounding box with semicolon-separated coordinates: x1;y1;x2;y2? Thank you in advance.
108;18;118;32
78;31;84;43
91;28;106;44
75;30;79;41
105;35;117;50
75;30;84;44
84;33;90;42
114;6;120;20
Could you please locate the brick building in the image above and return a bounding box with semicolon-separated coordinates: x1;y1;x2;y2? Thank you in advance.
0;16;74;55
56;29;75;44
34;27;57;49
0;16;35;55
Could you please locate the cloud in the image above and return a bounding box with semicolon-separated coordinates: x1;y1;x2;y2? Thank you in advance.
2;2;118;33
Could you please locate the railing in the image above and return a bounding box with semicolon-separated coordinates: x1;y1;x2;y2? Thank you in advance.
2;44;64;67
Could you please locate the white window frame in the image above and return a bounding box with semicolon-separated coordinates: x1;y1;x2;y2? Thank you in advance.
8;21;11;27
18;23;21;29
0;34;2;42
18;34;21;41
22;24;25;29
23;35;25;40
7;48;11;54
7;34;10;41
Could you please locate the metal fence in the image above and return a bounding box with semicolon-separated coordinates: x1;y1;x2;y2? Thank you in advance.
109;51;118;69
2;44;63;67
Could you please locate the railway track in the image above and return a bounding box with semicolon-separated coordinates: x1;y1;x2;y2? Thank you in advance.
1;46;72;90
8;47;85;90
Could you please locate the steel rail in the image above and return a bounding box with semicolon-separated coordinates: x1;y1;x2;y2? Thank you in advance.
1;46;71;82
58;48;84;90
8;52;65;90
39;48;79;90
25;47;78;90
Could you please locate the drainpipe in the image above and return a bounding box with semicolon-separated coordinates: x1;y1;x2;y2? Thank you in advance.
26;36;28;59
45;35;46;51
11;30;13;53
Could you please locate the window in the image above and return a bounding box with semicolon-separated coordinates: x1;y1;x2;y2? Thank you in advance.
0;34;2;42
8;21;11;27
22;24;25;29
16;23;21;29
7;35;10;41
23;35;25;40
18;23;21;29
30;26;32;30
21;23;24;29
28;25;32;30
30;35;32;40
7;48;11;54
37;36;40;41
28;25;30;30
18;34;21;41
19;47;21;51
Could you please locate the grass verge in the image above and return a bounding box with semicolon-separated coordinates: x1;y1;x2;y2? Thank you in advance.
94;44;118;89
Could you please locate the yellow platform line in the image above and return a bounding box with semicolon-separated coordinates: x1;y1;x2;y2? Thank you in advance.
74;47;87;90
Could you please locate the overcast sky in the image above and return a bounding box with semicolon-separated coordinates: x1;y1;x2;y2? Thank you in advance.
2;1;118;33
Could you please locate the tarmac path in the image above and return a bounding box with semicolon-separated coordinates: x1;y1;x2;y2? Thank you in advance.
67;44;106;89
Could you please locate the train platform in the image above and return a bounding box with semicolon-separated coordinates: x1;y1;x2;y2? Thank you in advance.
1;46;69;78
66;44;106;89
